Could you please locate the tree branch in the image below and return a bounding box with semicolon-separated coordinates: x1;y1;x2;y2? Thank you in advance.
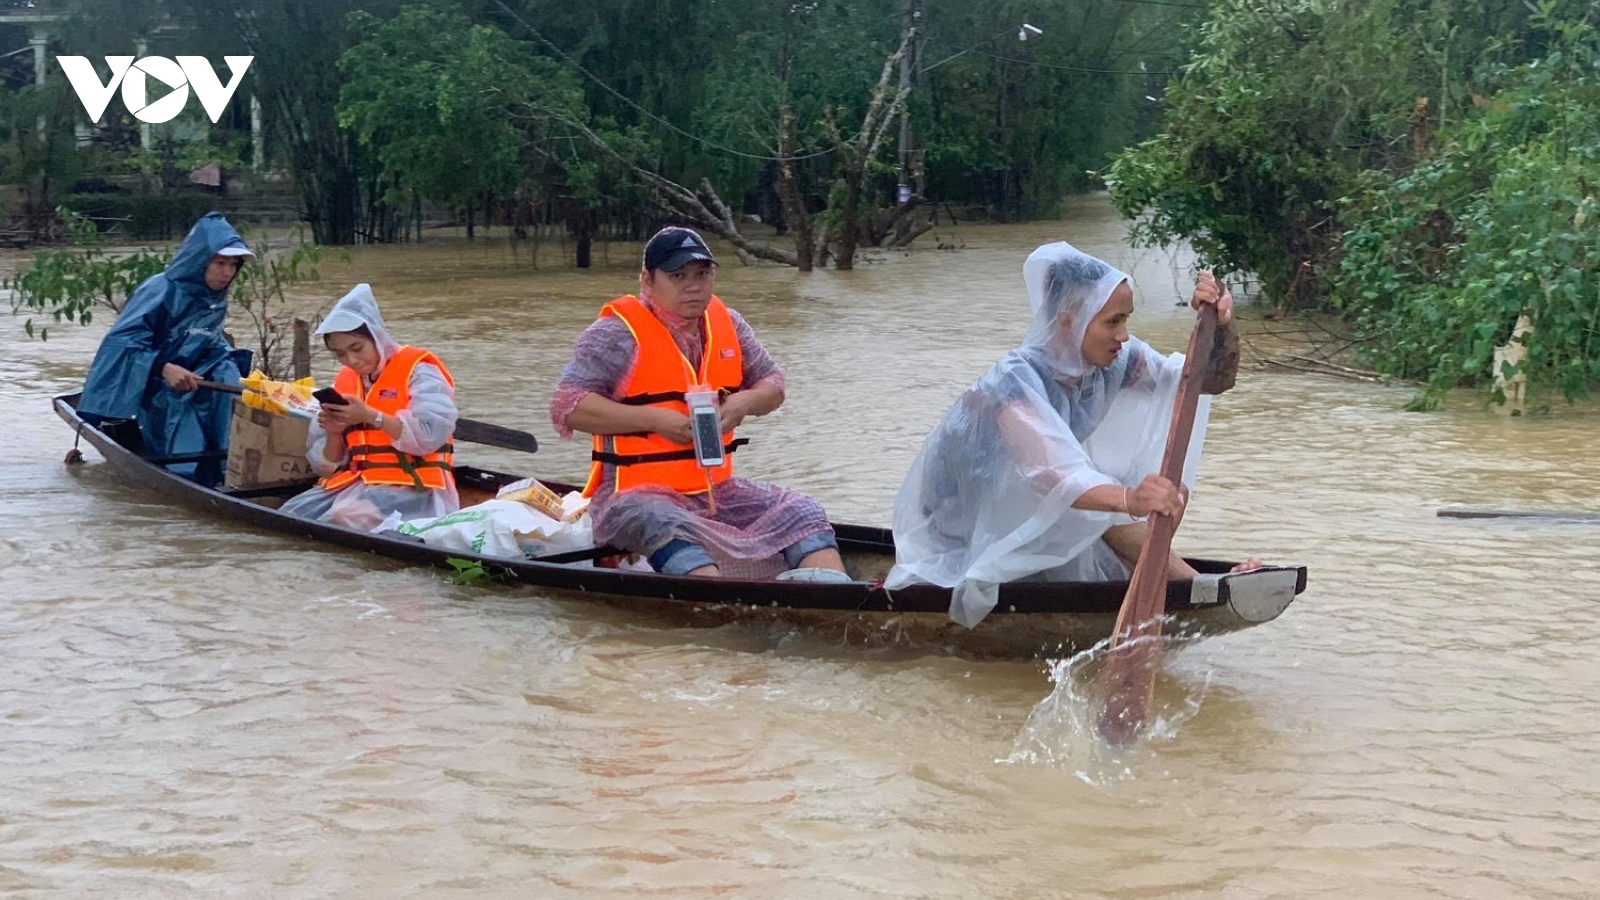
513;103;797;267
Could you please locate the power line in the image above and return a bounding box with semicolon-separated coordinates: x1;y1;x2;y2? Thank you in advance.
1107;0;1206;8
1110;9;1195;63
972;49;1176;76
488;0;1207;156
488;0;834;163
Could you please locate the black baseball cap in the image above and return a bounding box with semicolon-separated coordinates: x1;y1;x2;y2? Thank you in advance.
643;227;717;272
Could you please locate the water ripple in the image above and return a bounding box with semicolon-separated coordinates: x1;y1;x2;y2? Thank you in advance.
3;210;1598;897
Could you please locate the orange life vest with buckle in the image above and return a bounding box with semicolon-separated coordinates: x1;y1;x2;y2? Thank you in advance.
320;345;456;493
583;295;744;497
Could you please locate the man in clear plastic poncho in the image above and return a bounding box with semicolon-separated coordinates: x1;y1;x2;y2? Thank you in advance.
280;284;460;530
886;241;1254;627
78;212;254;486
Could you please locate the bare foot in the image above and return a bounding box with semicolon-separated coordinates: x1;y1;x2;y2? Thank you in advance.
1229;557;1266;573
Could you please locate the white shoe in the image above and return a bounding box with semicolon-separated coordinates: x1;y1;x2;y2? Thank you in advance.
775;567;854;584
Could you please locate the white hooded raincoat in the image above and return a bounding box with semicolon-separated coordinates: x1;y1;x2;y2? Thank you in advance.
885;243;1211;627
280;284;460;530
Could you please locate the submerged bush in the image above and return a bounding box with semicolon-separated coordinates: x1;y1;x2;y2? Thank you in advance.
1335;17;1600;406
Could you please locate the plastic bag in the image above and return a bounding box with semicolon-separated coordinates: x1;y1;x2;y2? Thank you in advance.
393;499;595;561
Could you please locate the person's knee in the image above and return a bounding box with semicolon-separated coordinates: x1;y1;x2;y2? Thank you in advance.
647;537;716;576
782;530;839;569
794;495;830;523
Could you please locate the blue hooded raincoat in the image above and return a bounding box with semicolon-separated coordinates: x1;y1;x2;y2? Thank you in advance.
78;212;253;485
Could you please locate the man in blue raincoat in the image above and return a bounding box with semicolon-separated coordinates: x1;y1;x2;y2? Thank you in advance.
78;212;255;487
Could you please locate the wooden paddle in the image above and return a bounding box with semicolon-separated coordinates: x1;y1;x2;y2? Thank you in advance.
198;380;540;454
1097;303;1219;747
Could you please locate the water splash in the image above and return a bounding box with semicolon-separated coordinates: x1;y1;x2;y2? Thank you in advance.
1001;629;1211;785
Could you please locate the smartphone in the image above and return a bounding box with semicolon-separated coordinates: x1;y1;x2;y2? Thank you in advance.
689;406;726;467
312;387;347;406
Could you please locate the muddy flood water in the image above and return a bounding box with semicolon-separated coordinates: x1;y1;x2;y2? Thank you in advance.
2;196;1599;898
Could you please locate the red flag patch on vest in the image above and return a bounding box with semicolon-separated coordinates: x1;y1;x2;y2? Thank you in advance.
379;388;399;399
719;348;736;359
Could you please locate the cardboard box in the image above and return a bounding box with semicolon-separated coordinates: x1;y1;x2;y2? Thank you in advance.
225;398;314;489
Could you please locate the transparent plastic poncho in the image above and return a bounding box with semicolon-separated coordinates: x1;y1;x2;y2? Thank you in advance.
280;284;460;530
885;242;1209;627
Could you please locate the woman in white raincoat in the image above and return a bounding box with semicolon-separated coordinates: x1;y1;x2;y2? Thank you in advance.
280;284;460;530
886;242;1256;628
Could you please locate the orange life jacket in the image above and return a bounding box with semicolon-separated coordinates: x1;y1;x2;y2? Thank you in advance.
320;345;456;493
583;295;744;497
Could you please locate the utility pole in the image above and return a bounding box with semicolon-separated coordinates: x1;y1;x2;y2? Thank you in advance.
136;38;152;151
894;11;1040;208
31;27;48;140
251;95;264;171
896;0;924;206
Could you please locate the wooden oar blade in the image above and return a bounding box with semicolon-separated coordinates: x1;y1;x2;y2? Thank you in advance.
454;418;539;454
1097;561;1170;745
1096;304;1218;746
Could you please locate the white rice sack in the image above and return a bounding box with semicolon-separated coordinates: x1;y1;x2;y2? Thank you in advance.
394;500;550;559
393;499;596;561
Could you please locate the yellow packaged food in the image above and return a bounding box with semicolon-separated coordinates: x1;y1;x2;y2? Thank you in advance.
495;477;569;521
238;369;319;419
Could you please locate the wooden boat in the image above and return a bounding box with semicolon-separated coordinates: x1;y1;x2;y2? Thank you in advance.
54;392;1307;657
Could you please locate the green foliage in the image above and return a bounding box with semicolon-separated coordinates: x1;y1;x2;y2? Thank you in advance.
61;193;224;241
139;0;409;243
1106;0;1427;306
5;211;343;382
1105;0;1600;406
1104;0;1577;302
339;1;529;214
445;556;493;585
337;0;631;241
920;0;1167;218
124;134;249;182
228;225;348;379
689;0;897;193
340;1;654;246
0;81;89;224
511;0;1195;226
39;0;1216;247
4;208;167;340
1335;14;1600;404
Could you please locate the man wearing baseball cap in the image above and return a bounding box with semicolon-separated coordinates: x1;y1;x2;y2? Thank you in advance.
641;225;716;272
79;212;256;486
550;226;849;581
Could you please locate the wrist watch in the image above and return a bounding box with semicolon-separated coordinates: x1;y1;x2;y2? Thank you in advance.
372;411;385;429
